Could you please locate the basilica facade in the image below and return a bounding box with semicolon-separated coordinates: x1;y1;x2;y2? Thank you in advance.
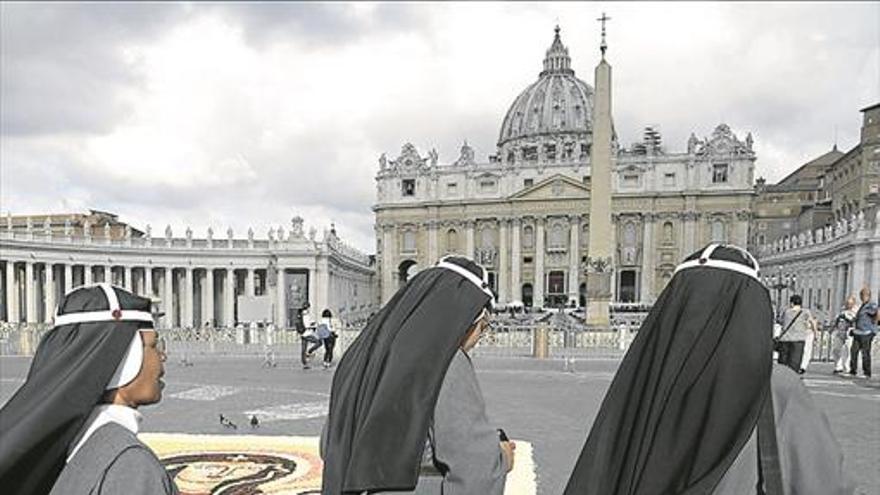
374;28;755;307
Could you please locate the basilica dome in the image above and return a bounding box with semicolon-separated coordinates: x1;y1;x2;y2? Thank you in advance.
498;27;594;151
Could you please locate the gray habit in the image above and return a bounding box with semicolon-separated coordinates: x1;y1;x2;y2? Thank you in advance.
322;350;507;494
49;423;178;495
713;365;852;494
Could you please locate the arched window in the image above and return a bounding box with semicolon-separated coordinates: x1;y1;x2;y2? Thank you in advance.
663;222;674;245
446;229;458;252
523;225;535;249
711;220;726;243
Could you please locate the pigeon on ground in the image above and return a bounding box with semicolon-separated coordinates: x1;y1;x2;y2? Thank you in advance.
250;415;259;428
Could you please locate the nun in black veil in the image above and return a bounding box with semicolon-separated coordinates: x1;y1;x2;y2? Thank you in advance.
320;255;513;494
563;244;850;495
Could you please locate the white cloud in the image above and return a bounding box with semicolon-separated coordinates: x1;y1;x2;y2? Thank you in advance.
1;2;878;253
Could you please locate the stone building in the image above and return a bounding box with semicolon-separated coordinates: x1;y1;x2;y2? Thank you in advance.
0;214;376;327
374;27;755;308
756;103;880;321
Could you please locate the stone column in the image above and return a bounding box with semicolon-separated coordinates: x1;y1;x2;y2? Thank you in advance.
245;268;255;297
5;262;18;323
183;267;194;328
870;244;880;299
586;53;615;326
64;264;73;293
124;266;133;292
25;262;36;323
427;221;439;265
640;214;656;303
205;268;214;326
568;216;580;305
276;266;286;327
225;268;235;327
465;220;476;259
308;268;318;315
381;225;397;303
164;267;175;327
498;218;509;304
511;219;522;303
84;264;93;285
683;212;697;257
316;258;330;315
850;246;867;295
144;267;153;298
534;217;545;308
44;263;55;322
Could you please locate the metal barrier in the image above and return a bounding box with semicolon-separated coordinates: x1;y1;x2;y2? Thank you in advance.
3;322;874;365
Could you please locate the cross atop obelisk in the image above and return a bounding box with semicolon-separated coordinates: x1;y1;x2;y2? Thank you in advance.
597;12;611;58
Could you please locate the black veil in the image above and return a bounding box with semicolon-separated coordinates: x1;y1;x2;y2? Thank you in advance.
321;256;493;494
564;244;773;494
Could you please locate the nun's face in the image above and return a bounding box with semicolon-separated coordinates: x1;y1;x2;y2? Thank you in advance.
121;330;166;407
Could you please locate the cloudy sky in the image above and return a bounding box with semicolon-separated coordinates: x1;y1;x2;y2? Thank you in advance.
1;2;877;252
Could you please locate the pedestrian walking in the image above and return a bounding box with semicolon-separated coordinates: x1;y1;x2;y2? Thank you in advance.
317;309;336;368
831;296;858;374
850;287;878;378
777;294;816;374
296;303;319;370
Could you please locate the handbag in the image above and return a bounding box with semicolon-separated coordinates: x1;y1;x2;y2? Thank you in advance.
773;310;802;353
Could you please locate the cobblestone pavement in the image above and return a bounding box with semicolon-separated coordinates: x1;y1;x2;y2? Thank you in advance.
1;355;877;494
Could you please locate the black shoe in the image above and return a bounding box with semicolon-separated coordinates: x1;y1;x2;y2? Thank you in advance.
849;371;857;376
797;369;805;375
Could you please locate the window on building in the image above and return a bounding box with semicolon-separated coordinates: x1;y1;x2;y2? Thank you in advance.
524;256;533;264
712;164;729;183
711;220;726;242
583;176;591;186
664;172;676;187
580;143;589;160
663;221;674;244
446;229;458;252
479;179;497;193
402;179;416;196
523;146;538;161
524;178;534;188
523;225;535;249
563;142;574;160
623;174;640;187
402;230;416;253
544;144;557;161
548;222;566;248
507;151;515;164
446;182;457;195
480;226;494;248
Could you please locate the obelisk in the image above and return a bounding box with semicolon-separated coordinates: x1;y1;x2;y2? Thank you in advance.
586;13;614;327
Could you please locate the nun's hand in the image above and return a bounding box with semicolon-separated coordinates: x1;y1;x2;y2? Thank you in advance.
500;440;516;472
